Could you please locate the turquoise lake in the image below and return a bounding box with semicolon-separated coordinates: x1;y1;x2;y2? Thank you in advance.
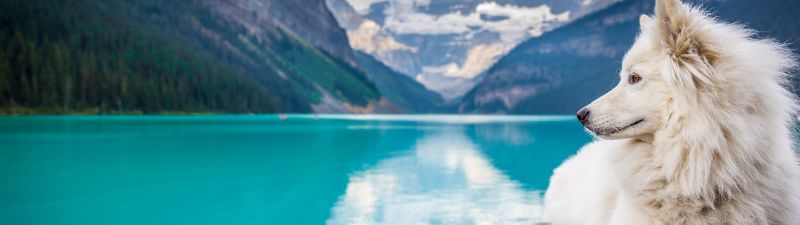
0;115;593;225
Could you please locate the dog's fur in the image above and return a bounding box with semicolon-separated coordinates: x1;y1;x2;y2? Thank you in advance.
543;0;800;224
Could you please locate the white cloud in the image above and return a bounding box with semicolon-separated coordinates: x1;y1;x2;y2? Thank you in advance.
347;0;431;15
475;2;570;42
382;2;570;43
412;0;430;7
346;0;385;15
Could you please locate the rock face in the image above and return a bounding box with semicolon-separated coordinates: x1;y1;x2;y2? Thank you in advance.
192;0;383;112
217;0;360;67
459;0;800;114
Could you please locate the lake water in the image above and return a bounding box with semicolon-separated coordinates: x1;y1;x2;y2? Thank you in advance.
0;115;593;225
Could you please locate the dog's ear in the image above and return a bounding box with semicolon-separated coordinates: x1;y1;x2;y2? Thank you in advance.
655;0;718;89
639;15;652;31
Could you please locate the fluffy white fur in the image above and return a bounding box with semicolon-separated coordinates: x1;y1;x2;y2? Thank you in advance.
543;0;800;224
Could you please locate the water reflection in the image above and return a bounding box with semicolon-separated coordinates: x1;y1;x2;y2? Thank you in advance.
327;127;544;225
474;123;535;145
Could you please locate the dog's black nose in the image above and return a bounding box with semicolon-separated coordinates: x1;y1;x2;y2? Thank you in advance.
577;108;590;124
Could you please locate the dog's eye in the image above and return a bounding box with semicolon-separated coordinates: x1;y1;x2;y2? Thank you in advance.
628;73;642;84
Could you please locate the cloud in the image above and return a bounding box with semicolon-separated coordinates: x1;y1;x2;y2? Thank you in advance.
346;0;385;15
380;1;570;43
347;20;418;54
474;2;570;42
347;0;431;15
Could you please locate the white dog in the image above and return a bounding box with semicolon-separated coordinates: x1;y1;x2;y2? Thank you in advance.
543;0;800;224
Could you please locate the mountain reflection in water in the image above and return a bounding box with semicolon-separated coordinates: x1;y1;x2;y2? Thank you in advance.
328;127;544;225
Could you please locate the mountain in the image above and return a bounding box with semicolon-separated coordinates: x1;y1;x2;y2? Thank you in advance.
326;0;422;81
0;0;380;114
459;0;800;114
326;0;620;99
354;51;445;113
220;0;360;68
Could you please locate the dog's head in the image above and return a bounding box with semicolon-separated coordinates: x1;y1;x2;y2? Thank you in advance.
579;0;722;140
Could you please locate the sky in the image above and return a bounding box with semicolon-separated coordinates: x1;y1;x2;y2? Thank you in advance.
329;0;618;99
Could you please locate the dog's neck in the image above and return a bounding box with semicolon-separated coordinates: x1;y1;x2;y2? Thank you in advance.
635;99;780;199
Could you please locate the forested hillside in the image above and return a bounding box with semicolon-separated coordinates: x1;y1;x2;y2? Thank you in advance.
0;0;380;114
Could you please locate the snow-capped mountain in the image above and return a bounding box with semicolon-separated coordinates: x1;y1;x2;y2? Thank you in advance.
327;0;619;99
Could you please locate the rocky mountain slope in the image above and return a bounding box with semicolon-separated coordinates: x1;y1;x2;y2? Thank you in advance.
221;0;360;67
